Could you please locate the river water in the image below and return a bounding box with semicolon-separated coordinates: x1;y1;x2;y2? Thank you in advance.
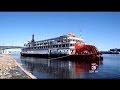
12;54;120;79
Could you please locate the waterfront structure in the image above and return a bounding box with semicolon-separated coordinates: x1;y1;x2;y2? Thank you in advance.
0;46;23;54
110;48;120;53
21;33;102;61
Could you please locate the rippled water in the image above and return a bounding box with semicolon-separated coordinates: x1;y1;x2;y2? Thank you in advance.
12;54;120;79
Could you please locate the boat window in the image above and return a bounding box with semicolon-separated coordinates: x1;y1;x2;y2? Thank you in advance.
66;44;69;47
59;45;61;47
62;44;65;47
53;45;55;48
67;39;70;42
57;40;60;43
70;44;74;46
56;45;58;48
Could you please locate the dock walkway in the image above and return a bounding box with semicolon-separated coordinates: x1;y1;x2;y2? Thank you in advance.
0;54;30;79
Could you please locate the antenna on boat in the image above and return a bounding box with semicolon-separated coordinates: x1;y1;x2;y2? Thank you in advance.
79;29;82;37
79;29;84;41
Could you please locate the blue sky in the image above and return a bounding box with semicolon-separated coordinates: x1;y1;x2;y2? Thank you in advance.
0;12;120;51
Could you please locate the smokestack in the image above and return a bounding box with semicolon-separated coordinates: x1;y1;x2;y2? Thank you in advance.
32;34;34;42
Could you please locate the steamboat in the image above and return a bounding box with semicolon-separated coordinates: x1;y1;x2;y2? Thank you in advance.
21;33;103;61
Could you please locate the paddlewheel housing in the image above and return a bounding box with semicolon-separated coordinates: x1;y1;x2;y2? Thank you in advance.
75;45;100;55
74;41;102;60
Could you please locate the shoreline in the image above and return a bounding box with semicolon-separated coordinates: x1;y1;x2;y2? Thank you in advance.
0;54;36;79
11;55;37;79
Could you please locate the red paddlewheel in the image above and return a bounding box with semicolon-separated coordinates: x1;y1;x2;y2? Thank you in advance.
75;42;100;55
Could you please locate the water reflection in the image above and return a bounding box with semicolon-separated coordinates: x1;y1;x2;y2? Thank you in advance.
20;56;103;79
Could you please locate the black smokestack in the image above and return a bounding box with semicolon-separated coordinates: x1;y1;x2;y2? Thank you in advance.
32;34;34;42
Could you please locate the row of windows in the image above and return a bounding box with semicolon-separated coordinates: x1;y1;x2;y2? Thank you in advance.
23;44;74;50
25;39;80;47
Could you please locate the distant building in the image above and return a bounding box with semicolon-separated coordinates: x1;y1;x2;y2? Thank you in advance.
110;48;120;52
100;48;120;54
